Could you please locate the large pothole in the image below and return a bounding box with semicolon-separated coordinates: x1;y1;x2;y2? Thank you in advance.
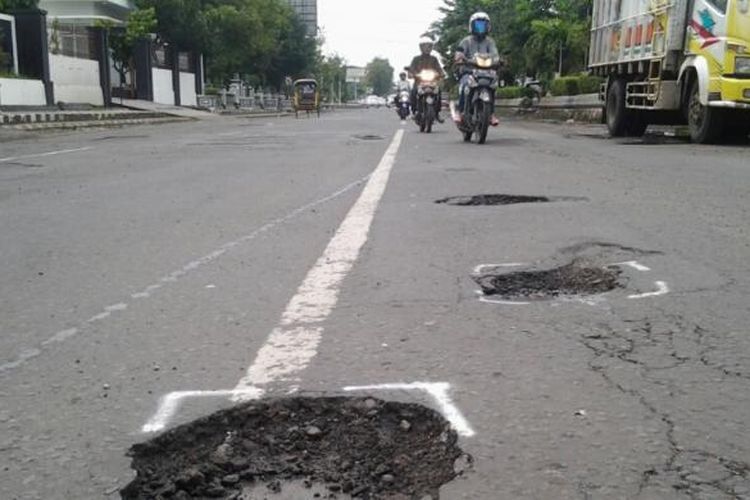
474;261;622;300
122;397;467;499
436;194;550;206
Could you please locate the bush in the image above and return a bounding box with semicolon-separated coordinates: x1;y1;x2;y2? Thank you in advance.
549;75;604;96
497;86;538;99
579;75;604;94
497;86;523;99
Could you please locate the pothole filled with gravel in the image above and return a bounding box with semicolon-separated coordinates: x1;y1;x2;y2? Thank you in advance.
436;194;550;206
474;261;622;300
121;397;468;500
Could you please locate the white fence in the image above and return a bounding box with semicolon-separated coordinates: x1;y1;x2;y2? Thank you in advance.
49;54;103;105
0;77;46;106
152;68;174;105
179;71;196;107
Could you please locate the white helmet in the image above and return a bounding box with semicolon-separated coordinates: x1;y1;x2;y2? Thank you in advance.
469;12;491;38
419;36;434;54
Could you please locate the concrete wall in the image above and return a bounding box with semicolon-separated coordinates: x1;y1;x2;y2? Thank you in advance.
49;54;103;105
179;72;196;107
152;68;174;105
0;77;47;106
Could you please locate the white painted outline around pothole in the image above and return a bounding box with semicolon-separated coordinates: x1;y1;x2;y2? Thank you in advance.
473;260;670;306
141;381;476;438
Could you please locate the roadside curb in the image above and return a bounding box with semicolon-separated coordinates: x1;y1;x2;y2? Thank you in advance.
2;116;193;131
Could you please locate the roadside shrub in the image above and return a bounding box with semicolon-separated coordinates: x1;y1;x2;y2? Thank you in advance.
497;86;523;99
549;75;604;96
550;77;580;96
579;75;604;94
497;86;539;100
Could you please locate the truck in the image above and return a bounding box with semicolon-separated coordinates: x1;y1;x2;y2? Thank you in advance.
589;0;750;143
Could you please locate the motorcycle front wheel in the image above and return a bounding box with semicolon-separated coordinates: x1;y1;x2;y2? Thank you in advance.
476;101;491;145
425;105;435;134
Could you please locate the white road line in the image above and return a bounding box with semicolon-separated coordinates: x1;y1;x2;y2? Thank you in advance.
0;174;374;376
344;382;476;438
614;260;651;272
142;130;405;433
0;146;94;163
628;281;670;299
233;129;404;396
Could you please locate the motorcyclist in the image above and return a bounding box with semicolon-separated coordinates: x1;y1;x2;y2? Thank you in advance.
407;36;445;123
454;12;501;126
394;72;412;109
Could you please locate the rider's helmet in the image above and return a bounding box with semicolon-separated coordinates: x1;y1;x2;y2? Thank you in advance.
419;36;434;56
399;71;407;80
469;12;491;39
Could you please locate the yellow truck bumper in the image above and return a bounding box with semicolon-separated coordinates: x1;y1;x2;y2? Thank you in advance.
716;77;750;106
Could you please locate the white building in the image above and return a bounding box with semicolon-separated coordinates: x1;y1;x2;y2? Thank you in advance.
38;0;134;26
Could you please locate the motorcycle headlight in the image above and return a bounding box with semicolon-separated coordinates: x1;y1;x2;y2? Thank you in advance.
418;69;437;82
476;56;492;68
736;56;750;75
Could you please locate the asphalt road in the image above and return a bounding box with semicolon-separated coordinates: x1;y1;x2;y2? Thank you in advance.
1;110;749;500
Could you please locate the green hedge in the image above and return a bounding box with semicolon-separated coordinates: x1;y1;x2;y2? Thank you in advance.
497;86;537;99
550;75;603;96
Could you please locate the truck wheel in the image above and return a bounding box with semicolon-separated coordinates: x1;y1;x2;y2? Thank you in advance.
606;79;628;137
722;111;750;142
687;79;723;144
626;111;648;137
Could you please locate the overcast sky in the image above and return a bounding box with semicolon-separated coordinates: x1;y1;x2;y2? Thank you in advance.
319;0;446;70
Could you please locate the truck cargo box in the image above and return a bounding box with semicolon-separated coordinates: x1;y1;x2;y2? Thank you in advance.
589;0;690;68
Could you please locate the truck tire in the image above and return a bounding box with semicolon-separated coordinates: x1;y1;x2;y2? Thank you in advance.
626;111;648;137
687;79;724;144
606;79;628;137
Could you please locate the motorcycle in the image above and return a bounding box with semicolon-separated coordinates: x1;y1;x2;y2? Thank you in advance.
454;53;499;145
396;90;411;120
414;69;440;133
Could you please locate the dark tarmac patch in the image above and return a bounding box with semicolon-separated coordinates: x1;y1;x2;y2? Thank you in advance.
436;194;550;206
122;397;466;500
352;135;384;141
474;261;622;300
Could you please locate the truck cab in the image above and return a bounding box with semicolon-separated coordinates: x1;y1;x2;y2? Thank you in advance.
591;0;750;142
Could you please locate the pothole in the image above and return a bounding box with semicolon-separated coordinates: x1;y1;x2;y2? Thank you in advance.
122;397;467;500
436;194;550;206
352;134;384;141
474;261;622;300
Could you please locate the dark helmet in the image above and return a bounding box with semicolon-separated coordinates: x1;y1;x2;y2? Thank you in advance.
399;72;407;80
470;12;491;39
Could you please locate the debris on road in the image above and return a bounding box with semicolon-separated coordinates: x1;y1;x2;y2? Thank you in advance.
122;397;465;499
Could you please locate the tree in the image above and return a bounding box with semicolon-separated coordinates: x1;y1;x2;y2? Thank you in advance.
316;53;350;103
433;0;592;83
101;7;157;88
0;0;39;11
135;0;208;51
364;57;393;97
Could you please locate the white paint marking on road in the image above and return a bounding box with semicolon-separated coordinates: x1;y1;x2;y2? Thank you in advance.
2;174;374;377
142;388;263;433
628;281;670;299
477;293;532;306
473;262;527;272
233;130;404;396
614;260;651;272
88;311;111;322
0;146;94;163
0;348;42;373
41;328;79;346
343;382;476;438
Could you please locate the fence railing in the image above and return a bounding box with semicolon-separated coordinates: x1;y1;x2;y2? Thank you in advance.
197;92;292;112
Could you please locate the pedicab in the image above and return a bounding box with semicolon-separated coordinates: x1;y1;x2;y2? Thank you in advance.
293;79;320;118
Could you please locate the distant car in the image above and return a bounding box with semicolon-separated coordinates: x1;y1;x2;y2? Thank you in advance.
364;95;386;108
